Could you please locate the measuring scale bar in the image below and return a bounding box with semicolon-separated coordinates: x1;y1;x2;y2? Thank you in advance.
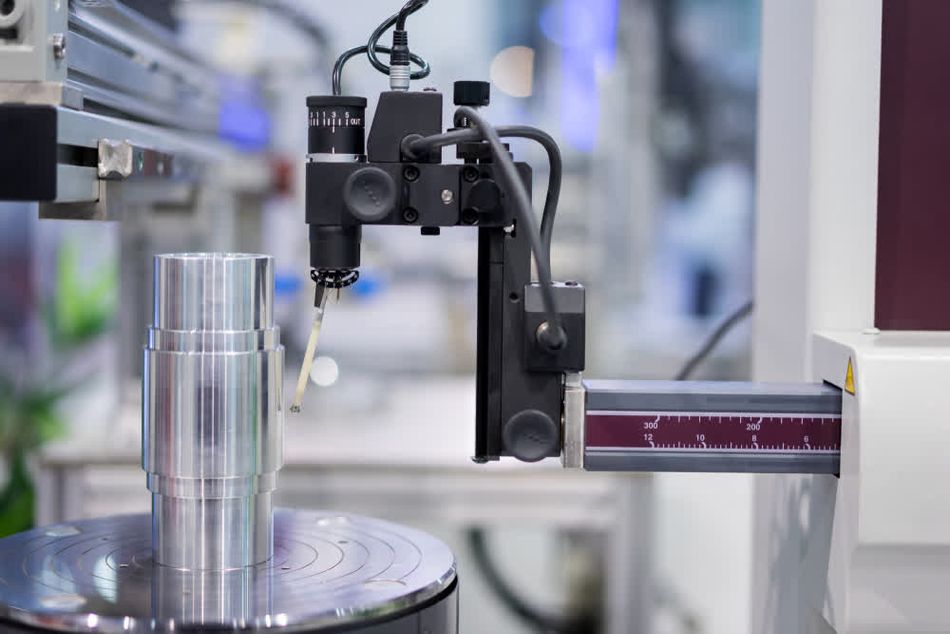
583;381;842;474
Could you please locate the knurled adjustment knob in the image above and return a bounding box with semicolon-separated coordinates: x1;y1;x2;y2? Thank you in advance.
343;167;397;223
503;409;559;463
454;81;491;107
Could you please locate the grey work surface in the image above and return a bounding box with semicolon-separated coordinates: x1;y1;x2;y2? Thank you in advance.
585;380;842;414
0;510;457;633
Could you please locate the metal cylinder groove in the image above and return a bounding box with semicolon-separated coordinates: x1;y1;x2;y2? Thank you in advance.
143;253;283;570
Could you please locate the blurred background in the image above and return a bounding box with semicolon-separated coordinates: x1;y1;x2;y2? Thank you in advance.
0;0;760;632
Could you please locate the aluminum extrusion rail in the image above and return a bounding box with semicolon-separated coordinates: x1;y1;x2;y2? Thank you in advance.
0;0;234;211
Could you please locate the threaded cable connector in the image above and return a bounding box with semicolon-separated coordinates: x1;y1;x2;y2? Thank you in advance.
389;29;411;91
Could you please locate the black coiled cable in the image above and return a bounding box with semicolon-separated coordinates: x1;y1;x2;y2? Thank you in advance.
331;0;431;95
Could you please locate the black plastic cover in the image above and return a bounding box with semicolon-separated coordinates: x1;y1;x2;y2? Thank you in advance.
524;283;586;372
310;225;361;270
0;105;57;201
453;81;491;107
368;91;442;163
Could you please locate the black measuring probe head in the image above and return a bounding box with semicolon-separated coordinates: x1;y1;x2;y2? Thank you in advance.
306;95;370;290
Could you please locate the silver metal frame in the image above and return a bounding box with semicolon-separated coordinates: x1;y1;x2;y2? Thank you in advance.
0;0;234;213
29;106;226;216
561;372;586;469
0;0;218;128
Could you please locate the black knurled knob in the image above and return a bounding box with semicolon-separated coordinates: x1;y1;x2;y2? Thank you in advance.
503;409;559;463
454;81;491;107
343;167;396;223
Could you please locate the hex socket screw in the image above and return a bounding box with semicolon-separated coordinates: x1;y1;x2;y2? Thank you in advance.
463;166;479;183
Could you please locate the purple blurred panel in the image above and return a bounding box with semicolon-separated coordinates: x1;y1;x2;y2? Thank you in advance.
876;0;950;330
0;205;34;332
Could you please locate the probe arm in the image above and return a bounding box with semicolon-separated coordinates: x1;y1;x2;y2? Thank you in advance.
564;379;843;474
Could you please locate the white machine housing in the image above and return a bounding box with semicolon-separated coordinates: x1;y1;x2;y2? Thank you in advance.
754;0;950;632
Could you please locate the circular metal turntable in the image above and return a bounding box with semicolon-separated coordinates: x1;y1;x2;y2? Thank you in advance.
0;509;457;633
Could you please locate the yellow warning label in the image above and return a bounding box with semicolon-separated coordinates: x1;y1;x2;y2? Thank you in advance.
844;358;856;395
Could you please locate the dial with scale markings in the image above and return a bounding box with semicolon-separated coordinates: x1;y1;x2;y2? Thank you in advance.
306;95;367;157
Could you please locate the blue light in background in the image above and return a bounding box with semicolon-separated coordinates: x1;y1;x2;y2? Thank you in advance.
540;0;619;153
218;76;272;152
351;271;384;299
274;273;302;298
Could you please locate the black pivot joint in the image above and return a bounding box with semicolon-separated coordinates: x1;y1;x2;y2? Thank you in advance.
453;81;491;108
453;81;491;132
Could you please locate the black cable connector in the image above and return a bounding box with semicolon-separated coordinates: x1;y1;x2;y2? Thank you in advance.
332;45;429;96
390;30;410;66
331;0;431;95
388;29;411;90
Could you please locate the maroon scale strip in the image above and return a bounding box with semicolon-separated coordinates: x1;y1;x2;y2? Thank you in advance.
586;413;841;452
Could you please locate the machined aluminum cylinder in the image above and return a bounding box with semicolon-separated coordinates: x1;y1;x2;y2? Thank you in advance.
143;254;283;570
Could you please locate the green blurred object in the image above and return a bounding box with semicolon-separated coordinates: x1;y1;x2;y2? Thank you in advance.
48;241;117;349
0;238;117;536
0;380;67;536
0;456;35;537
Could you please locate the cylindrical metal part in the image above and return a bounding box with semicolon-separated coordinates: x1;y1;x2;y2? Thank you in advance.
143;253;283;570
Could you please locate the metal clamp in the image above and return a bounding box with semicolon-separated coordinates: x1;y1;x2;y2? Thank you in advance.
97;139;177;180
561;372;586;469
